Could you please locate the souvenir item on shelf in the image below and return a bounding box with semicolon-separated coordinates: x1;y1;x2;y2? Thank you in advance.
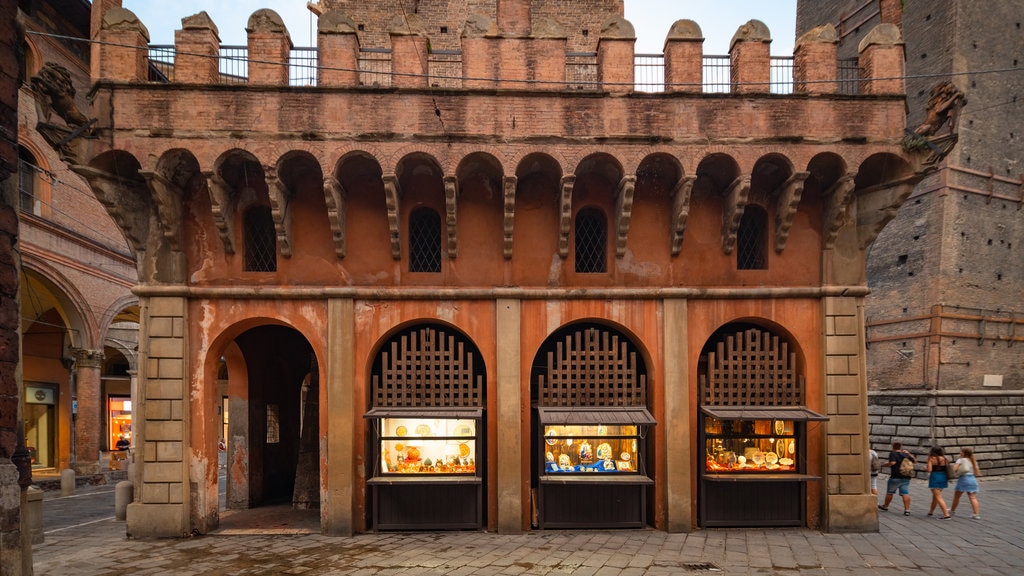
751;451;765;466
602;459;616;471
616;460;631;471
459;443;471;457
737;455;746;466
598;425;607;436
779;457;794;466
396;426;407;437
546;451;555;462
596;442;612;460
558;453;572;470
788;440;796;454
415;424;431;435
545;430;557;445
565;434;573;447
406;446;421;461
456;424;472;436
765;452;779;465
774;420;786;435
620;452;630;461
578;440;593;463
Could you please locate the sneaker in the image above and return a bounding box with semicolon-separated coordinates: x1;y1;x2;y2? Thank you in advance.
971;515;981;520
878;505;888;511
903;510;911;516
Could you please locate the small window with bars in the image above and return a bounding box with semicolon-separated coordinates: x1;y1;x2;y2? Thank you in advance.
18;147;38;214
244;205;277;272
574;207;607;274
409;207;442;273
737;206;767;270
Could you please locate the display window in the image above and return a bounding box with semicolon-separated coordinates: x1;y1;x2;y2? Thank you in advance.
376;416;478;475
542;424;640;474
108;396;132;451
704;417;798;473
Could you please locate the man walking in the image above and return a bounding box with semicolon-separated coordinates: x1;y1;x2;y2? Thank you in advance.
879;441;916;515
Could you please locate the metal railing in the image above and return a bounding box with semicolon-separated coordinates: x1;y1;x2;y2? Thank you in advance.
144;44;859;95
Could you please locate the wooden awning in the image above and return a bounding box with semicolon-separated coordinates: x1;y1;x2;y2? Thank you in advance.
700;406;828;421
536;406;656;426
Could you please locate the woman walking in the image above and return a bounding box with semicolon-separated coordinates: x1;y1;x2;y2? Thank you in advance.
926;446;951;519
950;447;981;519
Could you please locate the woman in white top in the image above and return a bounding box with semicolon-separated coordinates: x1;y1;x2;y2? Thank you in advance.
950;447;981;519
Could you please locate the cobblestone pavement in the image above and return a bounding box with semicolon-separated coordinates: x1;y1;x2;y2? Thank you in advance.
32;475;1023;575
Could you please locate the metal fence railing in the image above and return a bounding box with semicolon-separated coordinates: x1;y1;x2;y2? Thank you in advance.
144;45;860;95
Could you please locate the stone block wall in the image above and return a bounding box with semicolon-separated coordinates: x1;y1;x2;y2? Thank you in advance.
869;391;1024;477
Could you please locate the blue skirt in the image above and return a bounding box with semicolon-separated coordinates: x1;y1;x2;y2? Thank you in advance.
955;473;979;493
928;470;948;489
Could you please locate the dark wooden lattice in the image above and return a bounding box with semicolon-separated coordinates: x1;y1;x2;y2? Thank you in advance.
371;326;483;407
537;327;647;407
701;327;803;406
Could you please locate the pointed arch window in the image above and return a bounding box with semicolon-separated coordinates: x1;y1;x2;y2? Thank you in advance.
737;206;768;270
409;207;441;273
244;205;277;272
574;206;607;273
18;147;40;215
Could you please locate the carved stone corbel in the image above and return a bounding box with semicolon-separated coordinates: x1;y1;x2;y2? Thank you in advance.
774;171;809;253
558;175;575;259
323;174;347;258
614;175;637;258
383;173;402;259
444;175;458;258
670;175;696;256
205;171;237;255
856;175;921;249
140;170;184;252
822;172;857;250
265;165;293;258
70;165;150;253
721;174;751;254
503;176;517;259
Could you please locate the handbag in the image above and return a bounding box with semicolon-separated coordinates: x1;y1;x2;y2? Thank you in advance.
946;461;958;478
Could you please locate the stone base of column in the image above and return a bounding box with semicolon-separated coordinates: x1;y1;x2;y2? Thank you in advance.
126;502;187;538
824;494;879;532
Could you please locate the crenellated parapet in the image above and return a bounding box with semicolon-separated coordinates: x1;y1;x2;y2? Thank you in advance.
91;5;907;96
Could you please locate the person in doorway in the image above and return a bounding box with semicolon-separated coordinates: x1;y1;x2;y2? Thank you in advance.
950;447;981;519
115;436;130;451
879;441;916;515
869;448;880;495
926;446;951;519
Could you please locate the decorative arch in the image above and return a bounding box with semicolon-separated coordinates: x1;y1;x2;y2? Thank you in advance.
329;150;385;258
269;150;324;257
635;152;691;255
853;153;918;249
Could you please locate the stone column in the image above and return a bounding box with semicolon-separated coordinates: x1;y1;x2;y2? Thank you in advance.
858;24;905;95
246;9;292;86
325;298;355;536
794;25;838;94
663;299;692;532
317;10;360;87
496;299;522;532
73;348;104;476
96;7;150;82
597;16;636;94
729;20;771;94
174;11;221;84
663;20;704;93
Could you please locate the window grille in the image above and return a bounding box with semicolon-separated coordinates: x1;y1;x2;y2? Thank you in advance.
18;148;38;214
535;324;647;408
370;324;485;408
736;206;767;270
244;205;277;272
409;207;442;273
574;207;607;273
266;404;280;443
700;326;802;406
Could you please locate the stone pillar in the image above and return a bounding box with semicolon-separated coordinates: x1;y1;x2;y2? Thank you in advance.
729;20;771;94
794;25;838;94
663;299;692;532
389;15;428;89
174;11;221;84
126;296;188;539
325;298;355;536
663;20;703;93
90;0;122;81
822;296;879;532
597;16;636;93
246;9;292;86
496;299;522;532
858;24;904;95
73;348;104;476
317;10;360;87
96;7;150;82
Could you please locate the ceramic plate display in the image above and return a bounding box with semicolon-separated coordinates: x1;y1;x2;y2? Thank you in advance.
620;452;631;461
751;451;765;466
545;430;557;445
415;424;431;435
765;452;779;465
596;443;613;460
394;443;404;452
459;442;471;457
779;457;794;466
774;420;786;435
788;440;796;454
395;426;407;437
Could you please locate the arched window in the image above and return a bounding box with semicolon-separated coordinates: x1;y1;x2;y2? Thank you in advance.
737;206;768;270
18;147;40;214
244;205;276;272
408;207;441;273
574;206;607;273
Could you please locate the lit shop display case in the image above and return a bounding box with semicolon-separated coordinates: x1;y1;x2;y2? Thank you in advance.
535;407;654;529
366;408;483;530
698;407;827;527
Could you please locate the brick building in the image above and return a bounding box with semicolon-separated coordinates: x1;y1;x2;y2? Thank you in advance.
14;0;140;482
62;0;928;536
797;0;1024;476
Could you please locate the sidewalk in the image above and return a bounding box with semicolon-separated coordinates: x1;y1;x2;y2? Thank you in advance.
33;475;1024;575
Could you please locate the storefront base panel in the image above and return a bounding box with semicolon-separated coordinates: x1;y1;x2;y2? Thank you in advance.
700;479;805;527
538;478;649;529
370;479;482;530
825;494;879;532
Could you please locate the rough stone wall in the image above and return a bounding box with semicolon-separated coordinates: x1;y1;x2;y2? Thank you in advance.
869;392;1024;477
